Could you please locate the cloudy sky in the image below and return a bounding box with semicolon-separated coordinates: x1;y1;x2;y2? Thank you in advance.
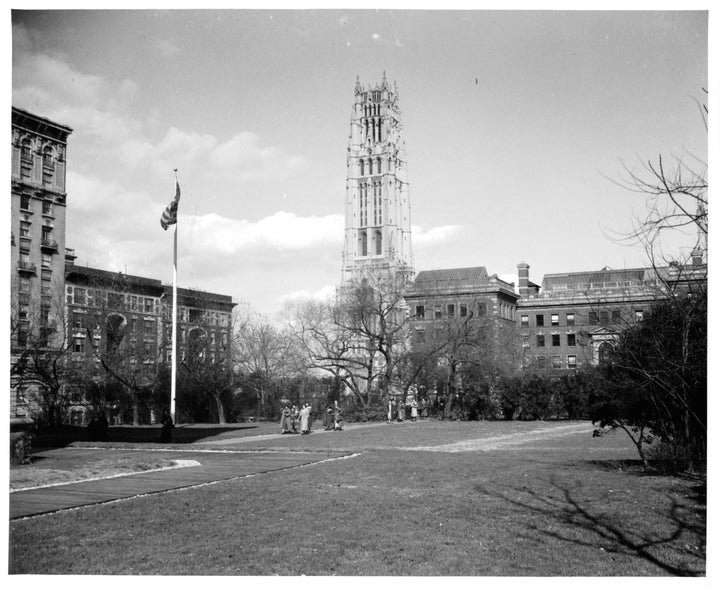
10;7;709;315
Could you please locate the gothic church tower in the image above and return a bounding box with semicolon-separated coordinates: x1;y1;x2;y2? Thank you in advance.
341;73;414;284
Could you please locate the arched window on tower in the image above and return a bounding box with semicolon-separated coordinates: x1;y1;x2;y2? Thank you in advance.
368;158;373;175
377;157;382;174
359;230;368;256
359;159;364;176
375;230;382;255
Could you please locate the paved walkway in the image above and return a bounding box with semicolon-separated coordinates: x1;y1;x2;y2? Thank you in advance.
9;449;348;520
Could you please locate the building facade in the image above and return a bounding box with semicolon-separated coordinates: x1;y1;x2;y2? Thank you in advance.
342;73;414;285
10;108;73;417
62;265;235;424
11;107;73;352
10;107;236;422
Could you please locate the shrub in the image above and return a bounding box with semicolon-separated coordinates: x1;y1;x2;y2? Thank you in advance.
10;432;34;466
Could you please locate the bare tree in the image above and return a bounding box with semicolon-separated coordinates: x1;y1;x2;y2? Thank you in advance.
288;272;411;409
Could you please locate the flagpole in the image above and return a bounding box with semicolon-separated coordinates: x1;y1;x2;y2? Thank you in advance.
170;172;178;425
171;224;178;423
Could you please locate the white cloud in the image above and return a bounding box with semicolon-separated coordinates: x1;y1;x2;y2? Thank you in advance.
182;211;345;254
276;284;337;306
412;224;464;246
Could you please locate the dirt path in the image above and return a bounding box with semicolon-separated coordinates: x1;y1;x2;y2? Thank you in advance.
405;422;594;452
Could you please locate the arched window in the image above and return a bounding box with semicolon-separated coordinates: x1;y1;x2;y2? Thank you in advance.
368;158;373;175
376;157;382;174
359;230;368;256
106;314;127;354
359;159;364;176
598;342;614;365
188;327;207;364
375;230;382;255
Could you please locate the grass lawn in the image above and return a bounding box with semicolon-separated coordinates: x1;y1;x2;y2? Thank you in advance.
8;420;705;576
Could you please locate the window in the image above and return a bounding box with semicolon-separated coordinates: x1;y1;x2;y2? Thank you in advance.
600;311;609;325
537;355;547;368
144;318;155;333
375;230;382;255
635;310;644;323
589;311;599;325
522;335;529;348
42;201;53;216
551;314;559;326
19;277;31;294
42;147;54;186
108;292;124;309
551;334;560;347
20;139;33;178
144;298;154;313
359;229;368;256
566;313;575;326
459;304;468;318
20;194;31;210
612;310;621;323
567;333;576;346
73;311;84;329
447;304;455;317
536;314;544;327
73;337;85;353
434;305;442;320
20;221;30;239
536;334;545;347
42;226;53;246
41;253;52;268
73;288;86;305
567;355;577;369
520;315;529;328
415;305;425;319
477;302;487;317
415;329;425;344
552;356;562;369
359;159;364;175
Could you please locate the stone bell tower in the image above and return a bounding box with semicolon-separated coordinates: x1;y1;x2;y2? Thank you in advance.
341;73;414;285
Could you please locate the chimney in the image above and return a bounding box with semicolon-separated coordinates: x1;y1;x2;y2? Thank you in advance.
517;262;530;296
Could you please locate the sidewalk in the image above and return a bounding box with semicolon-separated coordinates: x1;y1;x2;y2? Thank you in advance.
10;448;344;520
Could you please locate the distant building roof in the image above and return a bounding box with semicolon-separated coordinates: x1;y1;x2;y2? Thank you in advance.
413;267;489;287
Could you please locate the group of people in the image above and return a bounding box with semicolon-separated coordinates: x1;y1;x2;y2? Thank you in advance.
280;401;344;434
387;397;430;423
280;402;314;435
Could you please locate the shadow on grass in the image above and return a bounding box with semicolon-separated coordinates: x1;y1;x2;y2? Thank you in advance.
474;474;705;576
32;424;261;448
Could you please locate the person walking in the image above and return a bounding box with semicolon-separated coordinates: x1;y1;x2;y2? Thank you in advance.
387;398;393;424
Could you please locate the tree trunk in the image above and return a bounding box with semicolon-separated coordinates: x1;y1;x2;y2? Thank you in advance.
213;391;226;424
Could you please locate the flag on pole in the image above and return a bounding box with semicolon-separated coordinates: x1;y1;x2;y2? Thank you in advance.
160;180;181;230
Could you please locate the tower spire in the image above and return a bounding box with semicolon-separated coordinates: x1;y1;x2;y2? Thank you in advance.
342;75;414;285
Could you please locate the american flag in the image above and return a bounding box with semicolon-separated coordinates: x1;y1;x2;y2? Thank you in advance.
160;181;181;230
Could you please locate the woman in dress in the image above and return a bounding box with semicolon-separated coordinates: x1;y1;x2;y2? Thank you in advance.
300;403;311;434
